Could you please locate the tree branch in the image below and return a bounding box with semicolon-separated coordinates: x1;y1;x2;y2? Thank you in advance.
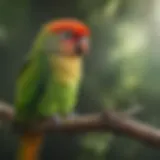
0;101;160;148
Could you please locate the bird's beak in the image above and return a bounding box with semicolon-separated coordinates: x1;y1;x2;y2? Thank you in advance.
75;38;89;55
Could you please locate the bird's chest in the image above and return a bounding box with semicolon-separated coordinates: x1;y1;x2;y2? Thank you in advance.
50;56;82;85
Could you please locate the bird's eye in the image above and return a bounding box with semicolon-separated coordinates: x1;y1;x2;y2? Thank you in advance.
60;31;73;40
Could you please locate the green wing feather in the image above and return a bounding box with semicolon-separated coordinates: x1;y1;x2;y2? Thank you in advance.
14;52;49;122
14;29;50;122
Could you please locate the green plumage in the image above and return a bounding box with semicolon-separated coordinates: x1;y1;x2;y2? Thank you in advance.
14;28;81;123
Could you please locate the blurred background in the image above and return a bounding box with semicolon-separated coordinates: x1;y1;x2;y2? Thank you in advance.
0;0;160;159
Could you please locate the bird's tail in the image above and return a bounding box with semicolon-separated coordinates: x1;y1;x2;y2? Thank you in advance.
16;133;44;160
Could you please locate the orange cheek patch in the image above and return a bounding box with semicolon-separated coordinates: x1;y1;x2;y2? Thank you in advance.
60;40;75;55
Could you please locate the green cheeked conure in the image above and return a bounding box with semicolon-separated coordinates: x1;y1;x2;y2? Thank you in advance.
14;18;90;160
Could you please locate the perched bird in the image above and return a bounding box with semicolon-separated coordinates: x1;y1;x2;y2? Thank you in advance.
14;18;90;160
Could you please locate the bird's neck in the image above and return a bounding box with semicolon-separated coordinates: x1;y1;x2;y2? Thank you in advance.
50;55;83;85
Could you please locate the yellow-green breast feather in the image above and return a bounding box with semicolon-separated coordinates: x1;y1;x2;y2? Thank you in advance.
50;54;82;85
37;54;83;117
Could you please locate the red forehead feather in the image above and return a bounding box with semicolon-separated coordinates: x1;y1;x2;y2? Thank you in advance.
47;19;90;36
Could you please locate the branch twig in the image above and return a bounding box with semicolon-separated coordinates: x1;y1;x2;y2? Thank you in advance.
0;101;160;148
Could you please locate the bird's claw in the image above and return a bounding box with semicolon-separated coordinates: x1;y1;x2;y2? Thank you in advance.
66;112;78;121
52;115;62;126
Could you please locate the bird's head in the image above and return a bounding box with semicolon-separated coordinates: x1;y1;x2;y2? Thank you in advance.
42;18;90;57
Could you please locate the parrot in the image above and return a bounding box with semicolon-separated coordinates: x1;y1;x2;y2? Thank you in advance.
14;18;90;160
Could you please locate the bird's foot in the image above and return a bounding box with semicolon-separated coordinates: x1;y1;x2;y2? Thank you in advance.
52;114;62;126
66;112;78;121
